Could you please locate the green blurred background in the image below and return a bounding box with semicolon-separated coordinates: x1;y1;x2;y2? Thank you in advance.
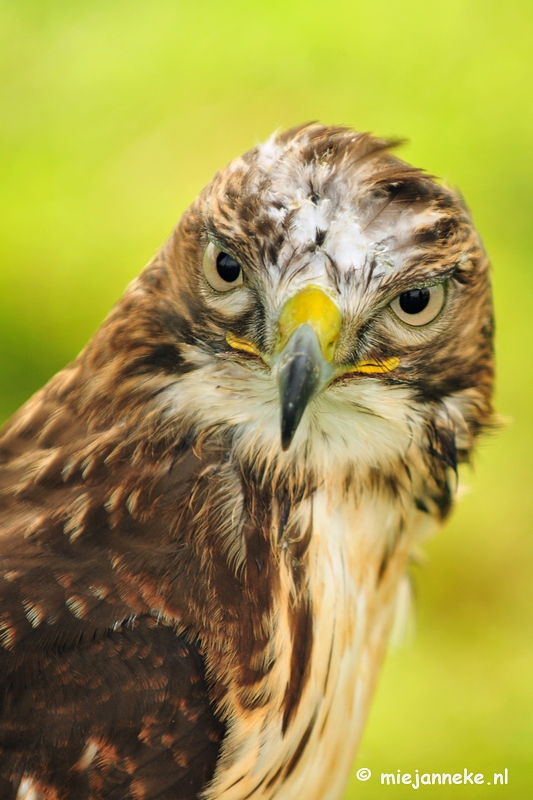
0;0;531;795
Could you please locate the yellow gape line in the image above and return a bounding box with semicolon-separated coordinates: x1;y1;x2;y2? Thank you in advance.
345;357;400;374
226;331;261;356
275;285;342;362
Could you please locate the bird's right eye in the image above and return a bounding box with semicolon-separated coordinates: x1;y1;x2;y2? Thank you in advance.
203;243;244;292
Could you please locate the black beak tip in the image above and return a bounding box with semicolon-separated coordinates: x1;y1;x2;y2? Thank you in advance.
280;398;307;451
281;429;293;451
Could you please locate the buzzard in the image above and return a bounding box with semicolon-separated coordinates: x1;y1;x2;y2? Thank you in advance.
0;124;494;799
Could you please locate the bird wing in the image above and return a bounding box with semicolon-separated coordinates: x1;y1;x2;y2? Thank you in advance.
0;618;224;800
0;383;226;799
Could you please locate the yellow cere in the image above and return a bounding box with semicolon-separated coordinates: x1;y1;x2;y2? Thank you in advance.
226;331;261;356
275;285;342;362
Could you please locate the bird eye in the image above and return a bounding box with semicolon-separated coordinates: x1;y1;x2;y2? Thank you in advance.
203;243;244;292
389;284;445;326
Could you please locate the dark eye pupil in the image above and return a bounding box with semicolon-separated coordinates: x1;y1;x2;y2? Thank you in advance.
399;288;430;314
216;252;241;283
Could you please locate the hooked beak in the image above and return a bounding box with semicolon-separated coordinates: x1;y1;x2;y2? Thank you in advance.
272;286;341;451
276;323;335;450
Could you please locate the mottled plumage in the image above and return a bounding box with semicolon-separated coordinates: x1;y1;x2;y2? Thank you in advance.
0;124;493;799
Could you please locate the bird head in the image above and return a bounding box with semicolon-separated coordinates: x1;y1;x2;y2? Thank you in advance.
124;124;493;484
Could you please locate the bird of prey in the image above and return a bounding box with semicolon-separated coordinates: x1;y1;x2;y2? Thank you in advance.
0;124;493;800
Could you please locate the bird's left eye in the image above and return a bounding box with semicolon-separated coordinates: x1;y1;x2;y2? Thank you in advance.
389;284;445;326
203;243;244;292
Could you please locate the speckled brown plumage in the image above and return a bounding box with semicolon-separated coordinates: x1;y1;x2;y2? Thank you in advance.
0;124;494;800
